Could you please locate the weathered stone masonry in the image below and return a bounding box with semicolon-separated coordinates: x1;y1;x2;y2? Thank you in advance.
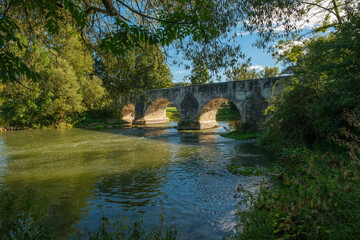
118;76;288;130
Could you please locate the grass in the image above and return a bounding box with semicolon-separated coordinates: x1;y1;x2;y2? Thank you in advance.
220;131;260;140
74;112;123;129
216;106;240;121
166;105;240;122
166;107;180;122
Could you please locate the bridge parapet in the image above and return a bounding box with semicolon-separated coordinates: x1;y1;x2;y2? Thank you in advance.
118;76;289;130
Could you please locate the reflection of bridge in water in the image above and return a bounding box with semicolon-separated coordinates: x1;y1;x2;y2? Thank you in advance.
119;77;288;130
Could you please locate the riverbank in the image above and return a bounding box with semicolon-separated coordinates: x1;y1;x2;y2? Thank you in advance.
233;148;360;239
74;119;123;129
220;131;259;140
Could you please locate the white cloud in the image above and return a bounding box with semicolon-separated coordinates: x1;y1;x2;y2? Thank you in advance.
249;65;264;70
173;70;187;74
238;1;344;34
236;32;251;36
273;0;342;33
276;40;306;55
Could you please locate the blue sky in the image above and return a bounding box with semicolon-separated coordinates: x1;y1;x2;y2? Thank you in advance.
167;1;336;83
168;33;281;83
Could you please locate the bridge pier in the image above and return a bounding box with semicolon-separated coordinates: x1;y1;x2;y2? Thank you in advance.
133;118;169;125
198;120;218;129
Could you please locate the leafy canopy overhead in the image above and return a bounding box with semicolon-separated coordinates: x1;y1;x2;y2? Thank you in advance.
1;0;358;83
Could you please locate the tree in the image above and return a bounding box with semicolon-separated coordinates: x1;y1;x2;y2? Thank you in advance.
101;43;173;96
0;22;106;128
261;12;360;150
189;61;211;85
1;0;357;88
239;0;357;47
226;64;280;81
259;66;279;78
173;82;191;87
225;63;259;81
0;0;248;84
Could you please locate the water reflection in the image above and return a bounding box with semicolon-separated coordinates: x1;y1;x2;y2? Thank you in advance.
0;124;274;240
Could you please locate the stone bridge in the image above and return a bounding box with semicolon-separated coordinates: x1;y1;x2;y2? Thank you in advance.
118;76;288;130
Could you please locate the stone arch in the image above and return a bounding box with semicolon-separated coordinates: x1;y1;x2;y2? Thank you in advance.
142;98;179;124
120;104;135;123
199;98;242;129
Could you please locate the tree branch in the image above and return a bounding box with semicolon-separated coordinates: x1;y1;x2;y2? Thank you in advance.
85;5;130;22
300;1;338;19
115;0;193;24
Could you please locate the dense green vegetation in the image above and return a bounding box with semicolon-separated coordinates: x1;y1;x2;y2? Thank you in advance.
220;132;259;140
0;9;173;130
216;102;241;121
189;61;212;85
98;43;173;97
0;0;251;85
228;166;268;176
0;25;108;129
232;10;360;240
232;149;360;240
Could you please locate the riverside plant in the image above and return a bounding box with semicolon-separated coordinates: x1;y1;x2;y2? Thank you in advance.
231;147;360;240
0;189;177;240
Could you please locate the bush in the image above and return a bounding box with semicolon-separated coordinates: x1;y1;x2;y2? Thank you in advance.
233;149;360;240
261;15;360;152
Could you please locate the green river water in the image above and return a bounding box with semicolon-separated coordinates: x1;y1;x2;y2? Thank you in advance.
0;122;273;239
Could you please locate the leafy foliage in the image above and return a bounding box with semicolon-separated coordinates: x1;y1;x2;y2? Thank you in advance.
0;0;86;83
239;0;358;48
0;24;106;129
216;102;241;121
99;43;173;97
189;61;211;85
220;132;259;140
78;214;177;240
235;9;360;240
0;0;251;83
3;0;355;82
227;166;267;176
233;148;360;240
0;188;52;239
261;13;360;151
225;64;279;81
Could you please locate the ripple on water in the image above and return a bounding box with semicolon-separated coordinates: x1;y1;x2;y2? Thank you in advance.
0;126;274;240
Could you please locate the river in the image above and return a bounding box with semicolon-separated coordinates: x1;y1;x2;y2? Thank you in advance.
0;122;273;239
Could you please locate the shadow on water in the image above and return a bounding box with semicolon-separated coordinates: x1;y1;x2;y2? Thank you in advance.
0;122;275;239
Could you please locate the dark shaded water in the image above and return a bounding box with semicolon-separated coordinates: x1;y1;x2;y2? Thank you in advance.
0;122;273;239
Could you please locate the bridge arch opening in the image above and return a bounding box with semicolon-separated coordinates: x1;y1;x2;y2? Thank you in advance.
199;98;241;129
120;104;135;123
144;98;180;124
